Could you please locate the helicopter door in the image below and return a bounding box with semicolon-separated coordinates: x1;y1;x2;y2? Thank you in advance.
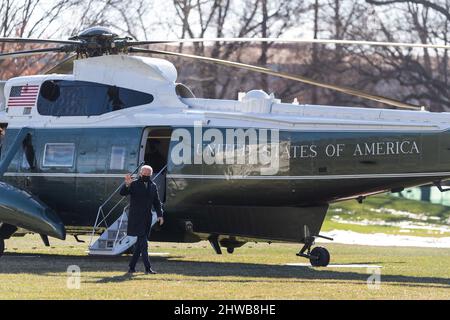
139;127;172;202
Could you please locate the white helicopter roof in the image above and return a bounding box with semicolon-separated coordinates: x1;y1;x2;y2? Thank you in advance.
73;55;178;87
1;55;187;119
2;54;450;132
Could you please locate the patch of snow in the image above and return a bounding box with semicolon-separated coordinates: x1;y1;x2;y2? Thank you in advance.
331;217;381;226
370;207;429;221
318;230;450;248
369;208;446;224
330;216;450;234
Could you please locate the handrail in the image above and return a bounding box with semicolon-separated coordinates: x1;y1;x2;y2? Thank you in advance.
153;165;167;180
113;203;129;245
99;161;145;213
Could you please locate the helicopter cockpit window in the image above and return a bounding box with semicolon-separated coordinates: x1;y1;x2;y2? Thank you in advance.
37;80;154;116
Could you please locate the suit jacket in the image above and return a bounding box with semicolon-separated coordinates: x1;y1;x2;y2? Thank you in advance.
119;177;163;237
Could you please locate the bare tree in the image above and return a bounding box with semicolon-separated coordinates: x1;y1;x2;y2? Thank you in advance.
274;0;371;106
171;0;308;99
0;0;79;79
360;0;450;111
3;0;449;113
0;0;159;79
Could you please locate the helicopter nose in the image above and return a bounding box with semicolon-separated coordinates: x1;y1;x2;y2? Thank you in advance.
0;181;66;240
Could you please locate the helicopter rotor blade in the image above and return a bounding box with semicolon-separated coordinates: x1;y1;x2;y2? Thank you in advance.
0;37;81;45
129;47;422;110
45;54;77;74
127;37;450;50
0;47;68;60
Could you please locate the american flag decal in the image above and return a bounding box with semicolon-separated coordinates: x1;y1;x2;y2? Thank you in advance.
7;85;39;107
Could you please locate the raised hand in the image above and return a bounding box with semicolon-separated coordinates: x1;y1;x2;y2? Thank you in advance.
125;174;132;187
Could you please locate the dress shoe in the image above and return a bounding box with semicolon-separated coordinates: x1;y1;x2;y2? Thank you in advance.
145;268;157;274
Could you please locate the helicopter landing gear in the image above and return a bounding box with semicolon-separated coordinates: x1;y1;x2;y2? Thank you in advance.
296;236;330;267
309;247;330;267
208;235;222;255
208;235;245;255
0;238;4;258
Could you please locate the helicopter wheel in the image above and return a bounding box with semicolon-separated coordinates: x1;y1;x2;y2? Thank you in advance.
309;247;330;267
226;247;234;254
0;238;4;258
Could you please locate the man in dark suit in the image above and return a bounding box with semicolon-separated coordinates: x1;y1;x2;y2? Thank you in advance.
120;165;163;274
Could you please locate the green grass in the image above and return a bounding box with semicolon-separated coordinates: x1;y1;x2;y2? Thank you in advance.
323;195;450;237
1;234;449;299
1;195;450;299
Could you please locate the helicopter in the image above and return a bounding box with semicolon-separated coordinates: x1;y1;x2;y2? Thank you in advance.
1;26;450;267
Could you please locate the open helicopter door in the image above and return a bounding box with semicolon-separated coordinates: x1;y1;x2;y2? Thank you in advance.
139;127;172;201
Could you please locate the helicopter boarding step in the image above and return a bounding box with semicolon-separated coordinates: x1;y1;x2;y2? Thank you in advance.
88;206;158;256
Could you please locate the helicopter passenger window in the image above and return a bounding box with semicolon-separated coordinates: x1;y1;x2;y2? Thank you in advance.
110;146;126;170
43;143;75;167
37;80;154;116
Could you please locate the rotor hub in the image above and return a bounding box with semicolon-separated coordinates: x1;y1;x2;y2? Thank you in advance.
71;26;118;40
68;26;132;57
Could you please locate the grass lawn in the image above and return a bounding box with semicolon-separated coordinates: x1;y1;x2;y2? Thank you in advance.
0;234;449;299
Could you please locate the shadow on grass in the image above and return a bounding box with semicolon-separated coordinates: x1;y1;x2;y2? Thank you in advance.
0;252;448;289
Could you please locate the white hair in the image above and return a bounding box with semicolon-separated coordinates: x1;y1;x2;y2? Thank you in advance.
140;165;153;174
